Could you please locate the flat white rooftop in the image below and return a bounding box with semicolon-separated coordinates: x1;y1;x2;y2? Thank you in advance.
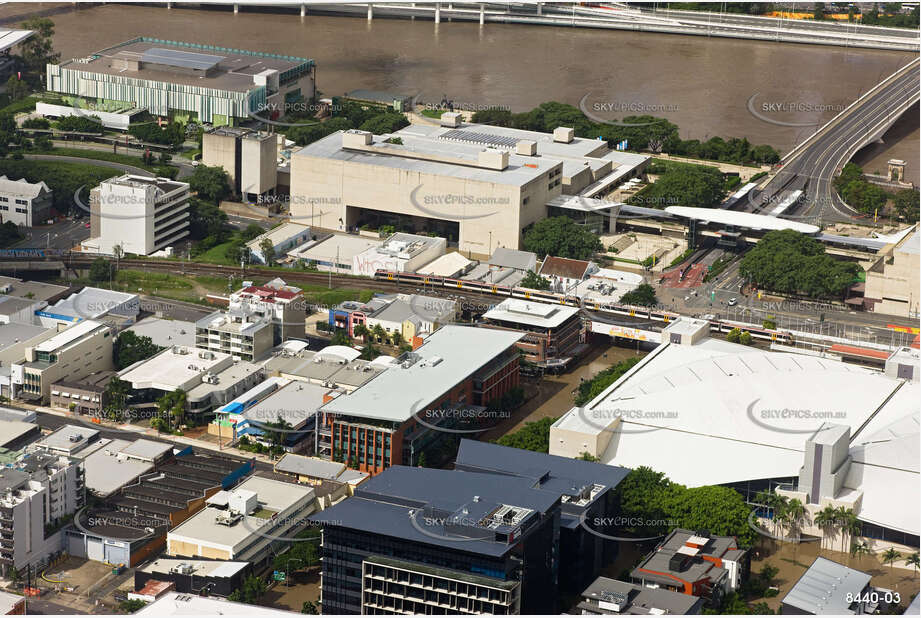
289;234;382;262
246;222;310;251
415;251;473;277
168;476;313;551
35;320;106;353
321;325;523;423
136;591;301;616
120;346;230;391
483;298;579;329
238;381;329;428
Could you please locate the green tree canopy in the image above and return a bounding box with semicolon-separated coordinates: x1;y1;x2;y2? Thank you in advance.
523;216;602;260
739;230;859;299
495;416;557;453
18;18;60;87
520;270;551;290
574;357;641;406
88;256;111;282
114;331;163;370
189;165;231;204
619;283;658;307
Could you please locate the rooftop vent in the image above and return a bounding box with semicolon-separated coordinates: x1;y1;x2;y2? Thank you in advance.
440;111;462;128
478;148;509;171
342;130;373;148
553;127;574;144
516;140;537;156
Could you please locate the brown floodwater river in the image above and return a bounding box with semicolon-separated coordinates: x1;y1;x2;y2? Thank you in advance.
3;2;918;182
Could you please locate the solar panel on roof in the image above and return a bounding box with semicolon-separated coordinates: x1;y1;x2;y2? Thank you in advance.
439;129;519;148
141;47;224;71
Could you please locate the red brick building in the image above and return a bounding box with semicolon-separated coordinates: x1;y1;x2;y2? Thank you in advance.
316;326;524;474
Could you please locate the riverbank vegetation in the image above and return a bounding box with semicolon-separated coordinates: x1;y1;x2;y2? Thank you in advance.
472;101;779;166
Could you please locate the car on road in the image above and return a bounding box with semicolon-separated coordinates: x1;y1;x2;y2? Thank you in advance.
728;298;737;306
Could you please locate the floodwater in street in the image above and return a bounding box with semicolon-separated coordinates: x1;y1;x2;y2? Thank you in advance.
2;3;918;181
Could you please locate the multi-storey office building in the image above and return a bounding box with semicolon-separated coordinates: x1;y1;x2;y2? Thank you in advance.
315;326;523;474
310;466;562;614
11;320;113;404
0;175;52;227
0;452;85;578
454;439;629;595
480;298;585;365
84;175;190;256
46;37;315;126
118;345;264;417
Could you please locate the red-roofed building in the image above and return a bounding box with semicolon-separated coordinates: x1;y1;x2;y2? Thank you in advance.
538;255;598;294
229;278;306;345
128;579;175;603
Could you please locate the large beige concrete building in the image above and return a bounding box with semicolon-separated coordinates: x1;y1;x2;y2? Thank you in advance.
289;121;647;256
10;320;113;404
202;127;278;201
864;227;919;318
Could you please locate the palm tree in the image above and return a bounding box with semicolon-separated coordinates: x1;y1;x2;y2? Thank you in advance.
835;506;851;554
773;494;790;541
372;324;387;344
841;509;861;556
814;506;838;553
850;541;870;567
882;548;902;573
784;499;807;544
906;552;920;579
353;323;369;341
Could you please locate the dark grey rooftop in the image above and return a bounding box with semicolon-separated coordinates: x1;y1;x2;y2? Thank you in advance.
310;466;559;557
632;528;742;588
455;439;629;511
580;576;702;615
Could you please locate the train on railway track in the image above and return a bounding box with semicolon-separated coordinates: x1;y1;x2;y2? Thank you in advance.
373;269;793;344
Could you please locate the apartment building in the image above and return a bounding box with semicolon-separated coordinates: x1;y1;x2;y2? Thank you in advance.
83;175;190;256
0;176;52;227
11;320;113;404
0;452;85;578
578;577;703;615
315;326;523;474
228;280;306;345
195;310;274;363
310;466;561;614
631;529;748;606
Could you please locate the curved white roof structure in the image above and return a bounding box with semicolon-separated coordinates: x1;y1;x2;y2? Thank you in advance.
845;412;919;535
664;206;820;234
551;338;916;494
316;345;361;363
